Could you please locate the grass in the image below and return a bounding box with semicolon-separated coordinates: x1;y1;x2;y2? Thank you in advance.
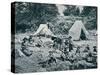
12;31;97;73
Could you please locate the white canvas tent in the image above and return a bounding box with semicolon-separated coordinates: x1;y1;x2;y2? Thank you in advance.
69;20;89;40
33;24;55;37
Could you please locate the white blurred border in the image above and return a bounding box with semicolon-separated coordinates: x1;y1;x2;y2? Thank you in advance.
0;0;99;75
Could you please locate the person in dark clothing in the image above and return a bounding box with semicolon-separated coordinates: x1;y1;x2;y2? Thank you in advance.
76;46;81;53
60;53;65;61
75;46;82;61
21;37;28;50
28;35;34;44
69;44;73;52
47;22;50;29
62;39;69;59
83;44;90;52
21;37;33;56
47;51;57;66
52;36;62;50
64;39;69;46
86;44;90;50
35;43;41;47
93;46;97;52
68;36;73;52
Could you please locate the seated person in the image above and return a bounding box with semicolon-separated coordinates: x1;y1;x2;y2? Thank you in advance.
52;36;62;50
47;51;56;66
28;35;37;47
35;43;41;47
29;35;34;44
83;44;90;52
76;46;81;54
92;46;97;57
68;53;75;63
21;37;28;50
62;39;68;51
60;52;66;61
93;46;97;52
28;35;35;44
64;47;69;55
86;50;94;63
64;39;69;46
75;46;82;61
21;37;33;56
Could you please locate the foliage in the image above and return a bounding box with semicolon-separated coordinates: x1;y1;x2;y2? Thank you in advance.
83;7;97;29
15;2;58;33
13;2;97;33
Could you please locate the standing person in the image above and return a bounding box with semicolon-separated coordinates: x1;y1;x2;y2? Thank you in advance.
92;46;97;65
62;39;69;59
63;38;69;50
52;37;58;50
47;22;50;28
68;36;74;52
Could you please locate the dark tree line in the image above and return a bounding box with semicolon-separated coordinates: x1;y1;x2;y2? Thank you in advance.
15;2;58;33
13;2;97;33
63;6;97;30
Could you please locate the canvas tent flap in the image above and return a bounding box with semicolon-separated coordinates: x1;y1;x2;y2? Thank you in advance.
33;24;55;37
69;20;89;40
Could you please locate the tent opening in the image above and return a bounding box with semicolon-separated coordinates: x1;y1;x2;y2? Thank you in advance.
80;29;87;40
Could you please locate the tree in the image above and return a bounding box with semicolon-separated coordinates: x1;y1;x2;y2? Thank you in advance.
81;6;97;29
15;2;58;33
63;5;80;16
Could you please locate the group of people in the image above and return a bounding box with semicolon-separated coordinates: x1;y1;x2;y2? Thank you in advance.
45;45;97;69
20;34;74;56
46;36;97;68
52;36;74;52
20;34;97;68
39;36;74;66
21;35;36;56
21;35;45;56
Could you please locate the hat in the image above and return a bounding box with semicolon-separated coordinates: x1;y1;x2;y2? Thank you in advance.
93;46;96;48
29;35;33;38
68;36;72;39
49;51;53;53
77;46;80;49
23;37;28;41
